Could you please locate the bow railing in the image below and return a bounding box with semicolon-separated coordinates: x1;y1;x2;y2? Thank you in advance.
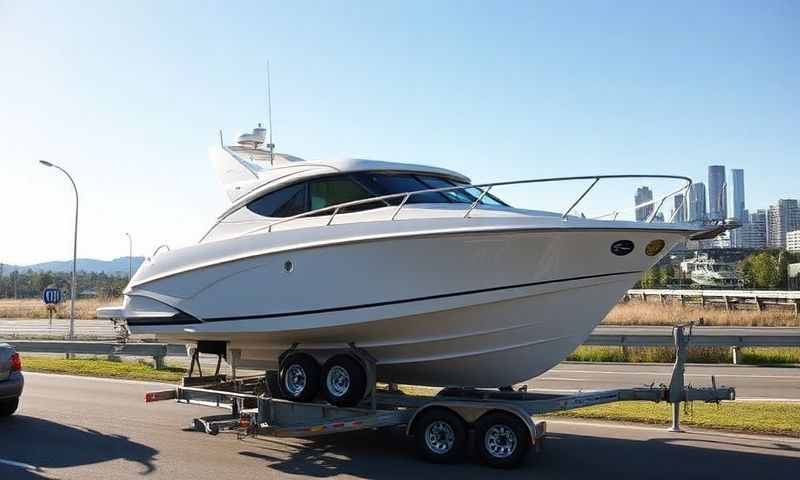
240;174;692;236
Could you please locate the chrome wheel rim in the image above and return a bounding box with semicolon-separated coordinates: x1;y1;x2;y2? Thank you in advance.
326;365;351;398
284;364;307;396
424;421;455;455
485;424;517;458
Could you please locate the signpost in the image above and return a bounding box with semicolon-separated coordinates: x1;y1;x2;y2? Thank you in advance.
42;287;63;329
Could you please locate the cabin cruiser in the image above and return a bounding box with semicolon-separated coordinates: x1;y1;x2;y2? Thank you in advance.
680;253;740;288
99;126;722;405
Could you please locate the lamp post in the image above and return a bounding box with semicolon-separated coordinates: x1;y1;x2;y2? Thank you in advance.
124;232;133;281
39;160;78;340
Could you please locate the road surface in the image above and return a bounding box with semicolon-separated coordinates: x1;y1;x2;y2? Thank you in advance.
1;373;798;479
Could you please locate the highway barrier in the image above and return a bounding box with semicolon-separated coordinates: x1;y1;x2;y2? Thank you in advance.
627;288;800;315
6;326;799;367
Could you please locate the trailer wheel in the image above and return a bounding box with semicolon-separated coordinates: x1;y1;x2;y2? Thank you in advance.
474;411;530;469
265;370;283;399
321;354;367;407
414;408;467;464
279;353;320;402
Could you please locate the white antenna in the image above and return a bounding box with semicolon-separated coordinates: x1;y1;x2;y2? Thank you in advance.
265;60;275;166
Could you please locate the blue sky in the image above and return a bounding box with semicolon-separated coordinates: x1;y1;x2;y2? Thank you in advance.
1;1;798;264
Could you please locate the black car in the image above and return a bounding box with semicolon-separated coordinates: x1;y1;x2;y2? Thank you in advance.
0;343;23;416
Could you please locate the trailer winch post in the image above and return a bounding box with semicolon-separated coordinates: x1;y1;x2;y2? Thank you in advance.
668;324;690;432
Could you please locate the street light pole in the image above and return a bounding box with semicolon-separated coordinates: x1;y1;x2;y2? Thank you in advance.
39;160;78;340
124;232;132;281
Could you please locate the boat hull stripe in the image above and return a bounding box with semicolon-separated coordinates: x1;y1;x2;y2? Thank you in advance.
191;270;642;324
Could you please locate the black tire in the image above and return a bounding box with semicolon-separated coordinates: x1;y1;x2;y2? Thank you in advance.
474;411;531;469
320;354;367;407
413;408;468;464
265;370;283;399
278;353;320;402
0;397;19;417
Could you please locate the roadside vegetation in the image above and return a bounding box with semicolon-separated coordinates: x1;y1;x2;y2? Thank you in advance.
23;356;185;382
568;346;800;364
602;302;798;327
2;297;798;328
0;297;114;319
551;400;800;437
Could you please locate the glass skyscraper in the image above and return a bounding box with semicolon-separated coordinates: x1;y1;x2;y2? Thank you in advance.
708;165;727;221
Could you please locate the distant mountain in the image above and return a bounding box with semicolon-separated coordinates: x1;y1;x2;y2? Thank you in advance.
2;257;146;275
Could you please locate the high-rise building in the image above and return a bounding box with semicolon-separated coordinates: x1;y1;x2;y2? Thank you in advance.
635;186;654;222
671;194;686;223
687;182;707;223
731;169;745;221
708;165;727;221
738;209;767;249
787;230;800;253
767;199;800;249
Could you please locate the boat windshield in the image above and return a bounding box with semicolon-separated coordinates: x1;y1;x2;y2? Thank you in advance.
353;172;508;207
245;171;509;218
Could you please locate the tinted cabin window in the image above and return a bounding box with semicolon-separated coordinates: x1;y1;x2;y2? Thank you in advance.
308;177;377;213
246;183;308;217
416;175;474;204
454;182;508;207
353;173;449;204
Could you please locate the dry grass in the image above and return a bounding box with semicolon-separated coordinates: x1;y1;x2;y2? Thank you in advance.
1;296;798;327
602;302;799;327
0;297;121;319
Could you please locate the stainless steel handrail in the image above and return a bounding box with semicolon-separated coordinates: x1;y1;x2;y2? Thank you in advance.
242;174;692;236
151;244;171;257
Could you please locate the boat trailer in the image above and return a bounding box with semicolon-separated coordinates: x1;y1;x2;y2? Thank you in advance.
145;324;734;468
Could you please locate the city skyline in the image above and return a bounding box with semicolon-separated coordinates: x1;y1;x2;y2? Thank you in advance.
635;163;799;251
3;2;798;264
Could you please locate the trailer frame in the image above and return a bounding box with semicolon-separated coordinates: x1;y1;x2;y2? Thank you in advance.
145;324;735;468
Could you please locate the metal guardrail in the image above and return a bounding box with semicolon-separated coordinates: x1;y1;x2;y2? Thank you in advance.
627;288;800;315
5;326;799;368
8;340;174;369
629;288;800;300
0;319;119;340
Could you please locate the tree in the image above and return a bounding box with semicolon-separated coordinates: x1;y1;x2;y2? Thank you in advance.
641;266;661;288
749;252;780;289
659;266;675;287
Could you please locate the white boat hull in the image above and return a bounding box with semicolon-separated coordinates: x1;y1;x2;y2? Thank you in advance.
121;221;688;387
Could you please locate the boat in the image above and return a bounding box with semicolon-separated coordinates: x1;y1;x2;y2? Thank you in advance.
679;253;740;288
98;125;723;404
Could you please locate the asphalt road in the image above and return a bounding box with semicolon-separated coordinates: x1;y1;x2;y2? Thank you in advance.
1;373;799;479
528;363;800;400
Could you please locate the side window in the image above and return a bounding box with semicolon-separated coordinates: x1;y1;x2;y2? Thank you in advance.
309;176;377;213
416;175;474;204
352;173;450;204
246;183;308;218
454;182;509;207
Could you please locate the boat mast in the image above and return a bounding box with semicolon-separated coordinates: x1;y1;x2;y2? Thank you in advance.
265;61;275;166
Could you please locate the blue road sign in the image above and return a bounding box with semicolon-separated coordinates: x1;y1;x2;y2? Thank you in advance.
42;288;62;305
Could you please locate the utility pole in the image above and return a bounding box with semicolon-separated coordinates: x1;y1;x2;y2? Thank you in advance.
39;160;78;339
125;232;133;281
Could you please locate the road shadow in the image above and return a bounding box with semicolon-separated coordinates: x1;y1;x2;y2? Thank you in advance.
0;415;157;479
235;426;800;479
